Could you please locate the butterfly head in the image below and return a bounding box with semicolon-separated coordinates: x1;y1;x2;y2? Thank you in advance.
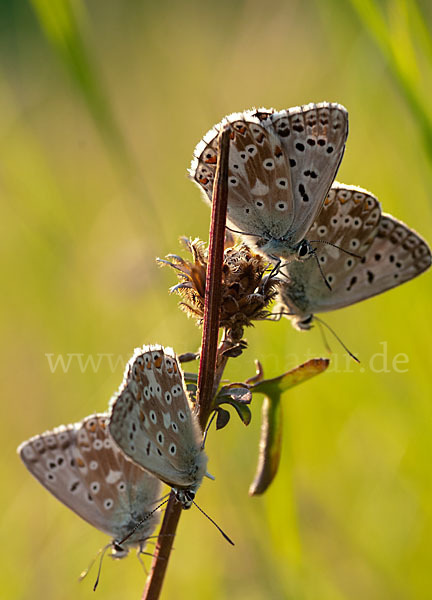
291;313;314;331
173;487;196;509
111;541;129;559
254;234;314;262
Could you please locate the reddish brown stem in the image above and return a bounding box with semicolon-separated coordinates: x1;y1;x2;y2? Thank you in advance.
141;492;181;599
196;126;230;429
141;126;230;600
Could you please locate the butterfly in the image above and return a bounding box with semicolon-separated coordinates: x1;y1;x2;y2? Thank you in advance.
18;414;162;559
190;102;348;263
109;345;208;509
276;182;431;330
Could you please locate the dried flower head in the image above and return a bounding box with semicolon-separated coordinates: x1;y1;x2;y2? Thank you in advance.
158;238;279;341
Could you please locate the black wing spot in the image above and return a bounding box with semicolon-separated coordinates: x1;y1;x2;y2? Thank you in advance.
347;276;358;291
367;271;375;283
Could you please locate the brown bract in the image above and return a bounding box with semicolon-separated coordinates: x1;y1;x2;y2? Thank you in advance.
158;238;279;341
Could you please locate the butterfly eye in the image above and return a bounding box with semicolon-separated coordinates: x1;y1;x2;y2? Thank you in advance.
297;240;310;258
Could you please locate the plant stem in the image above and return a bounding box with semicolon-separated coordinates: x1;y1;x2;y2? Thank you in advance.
196;125;230;429
141;492;181;600
141;126;230;600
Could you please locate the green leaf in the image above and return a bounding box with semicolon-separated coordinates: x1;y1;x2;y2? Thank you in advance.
249;358;329;496
216;407;230;430
249;395;283;496
227;400;252;426
250;358;329;396
215;383;252;405
212;383;252;427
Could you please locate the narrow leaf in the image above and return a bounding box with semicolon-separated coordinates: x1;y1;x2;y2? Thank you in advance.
249;395;282;496
249;358;329;495
250;358;329;396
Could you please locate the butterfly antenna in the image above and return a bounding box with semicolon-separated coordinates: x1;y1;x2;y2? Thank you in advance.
192;500;235;546
312;250;332;291
78;544;108;584
268;308;293;321
225;225;261;239
309;240;361;259
315;317;332;355
266;256;282;280
314;315;360;363
201;410;217;449
92;543;111;591
117;498;169;547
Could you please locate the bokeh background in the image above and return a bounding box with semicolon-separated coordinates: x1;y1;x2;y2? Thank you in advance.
2;1;432;598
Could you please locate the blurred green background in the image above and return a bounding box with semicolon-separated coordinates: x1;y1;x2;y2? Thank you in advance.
2;1;432;598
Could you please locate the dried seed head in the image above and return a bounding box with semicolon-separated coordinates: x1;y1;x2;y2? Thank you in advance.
158;238;279;341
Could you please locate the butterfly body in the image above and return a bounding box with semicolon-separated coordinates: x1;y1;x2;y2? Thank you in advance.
278;183;431;328
18;414;161;556
109;345;207;509
191;102;349;262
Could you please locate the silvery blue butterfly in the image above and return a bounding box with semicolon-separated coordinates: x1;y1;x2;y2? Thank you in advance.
18;414;161;559
109;345;208;509
190;102;348;263
277;182;431;329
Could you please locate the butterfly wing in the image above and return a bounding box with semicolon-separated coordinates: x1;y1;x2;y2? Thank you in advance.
308;212;431;311
18;414;161;546
279;184;431;318
270;102;348;242
191;108;295;240
191;103;348;248
279;183;382;318
109;345;207;491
